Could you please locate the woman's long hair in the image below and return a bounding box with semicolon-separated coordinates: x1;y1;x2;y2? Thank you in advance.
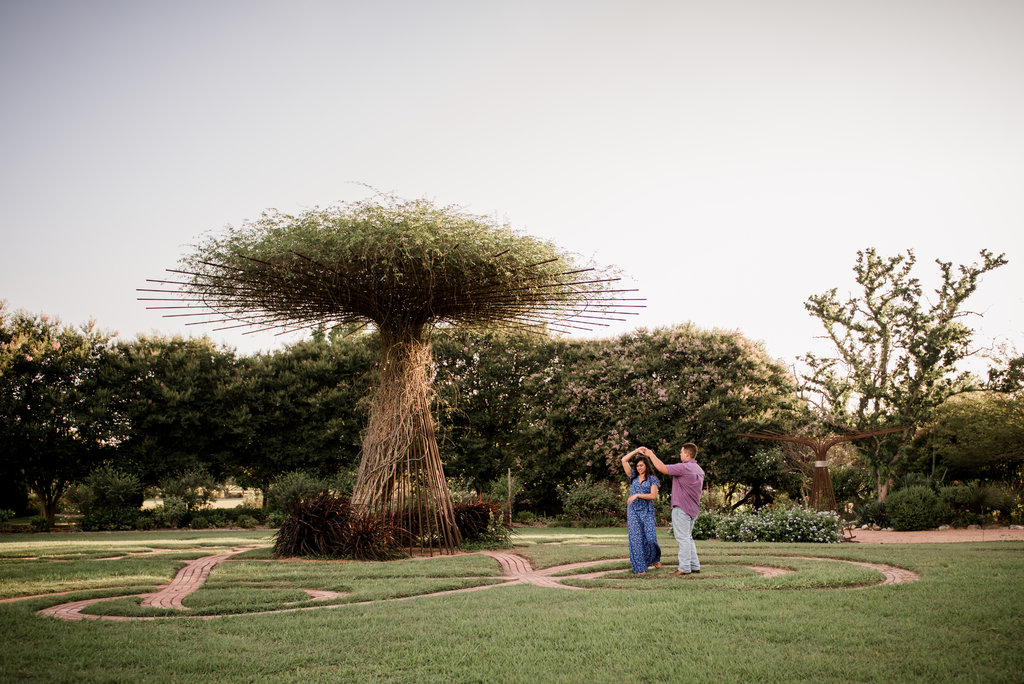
631;454;656;483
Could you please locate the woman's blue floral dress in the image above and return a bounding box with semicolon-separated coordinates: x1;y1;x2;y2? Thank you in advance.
627;470;661;573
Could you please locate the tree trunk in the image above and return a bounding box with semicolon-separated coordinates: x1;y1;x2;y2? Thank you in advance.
351;327;461;554
31;477;58;527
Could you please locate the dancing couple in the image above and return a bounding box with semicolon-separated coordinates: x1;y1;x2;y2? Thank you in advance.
620;443;705;576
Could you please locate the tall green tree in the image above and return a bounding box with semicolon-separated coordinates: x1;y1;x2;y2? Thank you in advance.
801;248;1008;498
906;392;1024;487
435;325;805;512
106;336;243;487
231;332;376;492
0;306;119;524
432;330;545;493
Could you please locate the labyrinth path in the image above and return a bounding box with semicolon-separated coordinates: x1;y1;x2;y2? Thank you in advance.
18;548;919;622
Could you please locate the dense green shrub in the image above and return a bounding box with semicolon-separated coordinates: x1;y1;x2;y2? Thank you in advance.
886;485;942;531
27;515;51;532
0;509;14;523
854;500;888;527
939;482;1019;526
184;505;267;529
692;510;723;540
711;506;842;543
264;470;330;514
514;510;541;524
76;466;144;531
939;483;985;526
149;496;188;528
235;515;258;529
327;468;359;498
159;469;217;512
135;501;268;529
558;479;624;522
266;511;286;527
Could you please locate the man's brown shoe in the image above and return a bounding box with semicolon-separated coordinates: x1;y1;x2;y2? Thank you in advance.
670;570;691;576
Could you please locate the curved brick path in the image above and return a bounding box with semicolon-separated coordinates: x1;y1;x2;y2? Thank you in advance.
141;549;253;609
27;549;919;621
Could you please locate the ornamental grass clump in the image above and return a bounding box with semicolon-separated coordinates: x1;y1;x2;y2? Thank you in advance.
273;493;405;560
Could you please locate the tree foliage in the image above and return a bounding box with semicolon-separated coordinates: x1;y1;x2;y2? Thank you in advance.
436;325;806;512
107;336;242;486
800;248;1008;496
906;392;1024;486
231;332;376;491
0;305;119;524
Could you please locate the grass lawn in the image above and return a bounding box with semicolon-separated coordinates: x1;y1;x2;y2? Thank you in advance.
1;527;1022;682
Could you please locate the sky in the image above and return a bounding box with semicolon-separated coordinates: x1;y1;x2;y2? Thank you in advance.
2;0;1022;372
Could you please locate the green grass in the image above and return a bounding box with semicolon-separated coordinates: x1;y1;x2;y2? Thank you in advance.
1;527;1022;682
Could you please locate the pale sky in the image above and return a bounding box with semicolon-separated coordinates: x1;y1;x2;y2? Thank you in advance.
2;0;1022;371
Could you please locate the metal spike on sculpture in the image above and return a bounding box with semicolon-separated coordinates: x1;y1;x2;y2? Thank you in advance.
737;428;907;512
139;197;644;555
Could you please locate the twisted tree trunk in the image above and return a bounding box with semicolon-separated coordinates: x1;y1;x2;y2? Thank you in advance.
351;325;461;555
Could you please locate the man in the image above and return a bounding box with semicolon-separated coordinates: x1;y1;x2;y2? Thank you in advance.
642;443;704;576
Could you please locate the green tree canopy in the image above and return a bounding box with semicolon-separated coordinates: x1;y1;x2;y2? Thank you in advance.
435;325;805;512
105;336;243;487
801;248;1008;498
0;305;119;524
906;392;1024;486
230;332;377;491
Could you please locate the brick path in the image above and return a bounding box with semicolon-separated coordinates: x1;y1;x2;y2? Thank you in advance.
140;550;250;609
28;549;919;622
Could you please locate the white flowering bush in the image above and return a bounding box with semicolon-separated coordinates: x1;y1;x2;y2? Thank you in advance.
701;506;842;543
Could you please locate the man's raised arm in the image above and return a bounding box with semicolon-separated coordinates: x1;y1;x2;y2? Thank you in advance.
641;447;670;475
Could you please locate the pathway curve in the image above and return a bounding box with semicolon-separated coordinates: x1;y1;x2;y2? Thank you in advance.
26;549;919;622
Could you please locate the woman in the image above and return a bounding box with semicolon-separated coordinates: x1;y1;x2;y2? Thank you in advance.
621;448;662;575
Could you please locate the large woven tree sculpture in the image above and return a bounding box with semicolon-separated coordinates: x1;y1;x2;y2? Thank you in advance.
737;428;907;511
141;196;641;554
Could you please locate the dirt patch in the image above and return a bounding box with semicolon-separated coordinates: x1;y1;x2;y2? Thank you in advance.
847;527;1024;544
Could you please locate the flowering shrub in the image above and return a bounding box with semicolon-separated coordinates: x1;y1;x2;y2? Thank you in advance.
701;506;842;543
692;510;723;540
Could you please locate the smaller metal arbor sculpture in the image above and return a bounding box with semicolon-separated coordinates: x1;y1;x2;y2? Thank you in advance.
737;428;907;512
140;196;642;555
